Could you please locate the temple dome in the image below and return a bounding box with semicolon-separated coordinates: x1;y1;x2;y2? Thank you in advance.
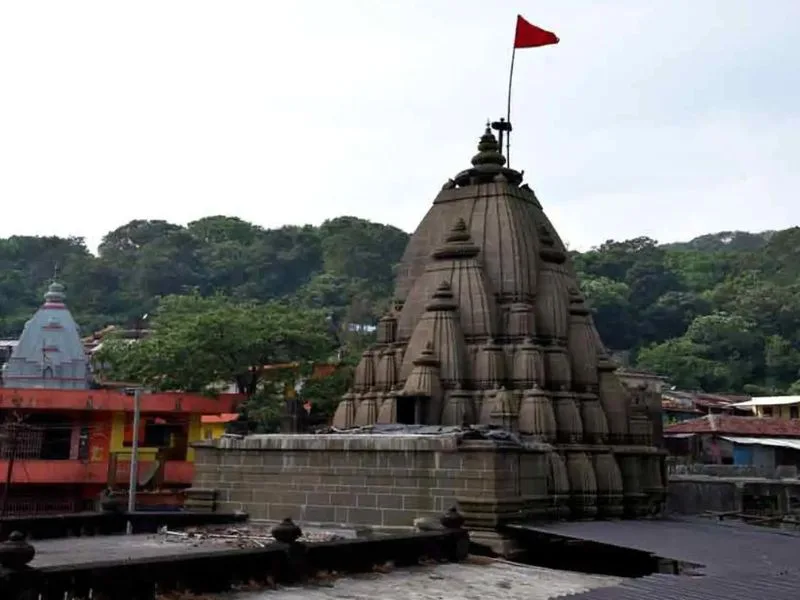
2;280;89;390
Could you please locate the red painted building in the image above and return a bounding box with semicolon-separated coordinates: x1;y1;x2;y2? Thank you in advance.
0;282;243;514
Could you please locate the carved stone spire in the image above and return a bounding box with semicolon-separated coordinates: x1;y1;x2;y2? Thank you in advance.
352;350;376;393
402;343;443;424
472;338;505;390
398;219;496;343
333;120;664;523
401;281;467;389
518;385;557;442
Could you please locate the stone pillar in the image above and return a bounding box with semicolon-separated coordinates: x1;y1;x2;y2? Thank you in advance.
565;451;598;519
616;449;647;518
455;440;523;529
546;451;571;519
593;452;624;518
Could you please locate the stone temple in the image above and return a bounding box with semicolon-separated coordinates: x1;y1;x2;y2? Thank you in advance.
2;281;90;390
332;124;665;521
196;124;666;541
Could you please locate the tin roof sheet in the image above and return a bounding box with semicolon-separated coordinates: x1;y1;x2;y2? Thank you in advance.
513;518;800;600
510;517;800;576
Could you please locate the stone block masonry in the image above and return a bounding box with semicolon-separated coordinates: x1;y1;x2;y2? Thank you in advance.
193;434;535;529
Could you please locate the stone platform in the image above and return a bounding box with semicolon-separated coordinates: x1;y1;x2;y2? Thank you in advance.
194;428;665;552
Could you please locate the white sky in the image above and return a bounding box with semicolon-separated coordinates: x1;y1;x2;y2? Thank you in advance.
1;1;797;252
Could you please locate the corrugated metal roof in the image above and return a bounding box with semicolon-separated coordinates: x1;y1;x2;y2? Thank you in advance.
734;396;800;408
511;518;800;576
721;435;800;451
566;571;800;600
516;518;800;600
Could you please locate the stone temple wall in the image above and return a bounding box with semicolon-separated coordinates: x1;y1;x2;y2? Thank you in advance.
194;434;513;528
194;432;663;529
194;435;500;527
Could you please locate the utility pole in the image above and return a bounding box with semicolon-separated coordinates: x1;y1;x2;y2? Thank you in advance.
126;387;142;534
0;413;24;518
0;422;17;518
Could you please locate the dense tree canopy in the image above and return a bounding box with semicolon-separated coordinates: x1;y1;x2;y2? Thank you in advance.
2;216;800;396
95;293;336;395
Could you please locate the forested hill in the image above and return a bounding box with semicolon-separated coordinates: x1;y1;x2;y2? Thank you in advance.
1;216;799;396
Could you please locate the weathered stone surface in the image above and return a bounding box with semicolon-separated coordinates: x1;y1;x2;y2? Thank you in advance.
219;560;622;600
196;433;556;530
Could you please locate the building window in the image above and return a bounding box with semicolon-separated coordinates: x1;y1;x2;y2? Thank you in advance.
763;407;773;417
791;406;799;420
124;418;181;449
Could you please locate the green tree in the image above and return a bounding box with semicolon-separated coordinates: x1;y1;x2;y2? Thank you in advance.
640;291;710;345
96;293;336;397
6;215;800;396
579;276;636;350
637;338;733;391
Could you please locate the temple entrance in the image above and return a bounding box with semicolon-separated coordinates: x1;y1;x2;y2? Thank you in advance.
396;396;419;425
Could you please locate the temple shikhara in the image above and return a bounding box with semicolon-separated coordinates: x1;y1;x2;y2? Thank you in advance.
2;282;90;390
333;125;665;519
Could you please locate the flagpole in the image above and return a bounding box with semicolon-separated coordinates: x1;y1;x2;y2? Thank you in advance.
505;46;516;166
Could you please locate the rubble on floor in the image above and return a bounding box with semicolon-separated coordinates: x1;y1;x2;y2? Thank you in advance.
156;524;346;549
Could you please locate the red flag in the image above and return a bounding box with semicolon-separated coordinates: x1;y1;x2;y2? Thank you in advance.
514;15;559;49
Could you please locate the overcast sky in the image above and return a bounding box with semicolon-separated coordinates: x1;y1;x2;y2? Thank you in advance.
1;1;797;252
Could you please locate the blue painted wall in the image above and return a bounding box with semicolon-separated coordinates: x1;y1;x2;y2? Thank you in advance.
733;444;754;466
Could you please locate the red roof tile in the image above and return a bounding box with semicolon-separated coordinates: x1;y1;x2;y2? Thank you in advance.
201;413;239;424
692;393;750;409
665;414;800;438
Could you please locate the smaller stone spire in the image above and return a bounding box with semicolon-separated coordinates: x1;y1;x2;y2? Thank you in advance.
425;280;458;311
402;342;443;424
537;224;566;264
447;218;470;242
432;219;480;261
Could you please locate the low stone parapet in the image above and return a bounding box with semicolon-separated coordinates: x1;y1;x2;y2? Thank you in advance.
0;512;470;600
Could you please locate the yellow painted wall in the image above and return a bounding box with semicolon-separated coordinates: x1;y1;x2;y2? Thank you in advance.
109;412;125;453
186;414;201;462
109;411;194;462
201;422;227;442
754;405;800;419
